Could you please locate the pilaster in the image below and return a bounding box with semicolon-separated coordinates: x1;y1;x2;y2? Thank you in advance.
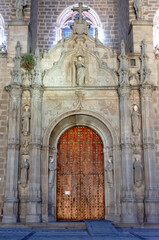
139;40;159;223
2;42;22;223
118;41;137;223
26;48;43;223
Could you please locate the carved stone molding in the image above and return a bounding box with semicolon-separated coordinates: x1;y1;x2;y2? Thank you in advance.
140;84;153;99
5;84;22;100
31;85;44;100
118;86;131;99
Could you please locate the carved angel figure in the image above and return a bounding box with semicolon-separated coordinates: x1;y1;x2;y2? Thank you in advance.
133;0;144;20
15;0;27;21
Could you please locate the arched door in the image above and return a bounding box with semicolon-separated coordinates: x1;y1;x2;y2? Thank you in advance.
57;126;105;220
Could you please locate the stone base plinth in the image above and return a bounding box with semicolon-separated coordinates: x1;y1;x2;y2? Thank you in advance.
2;199;19;223
145;199;159;223
26;200;41;223
121;199;138;224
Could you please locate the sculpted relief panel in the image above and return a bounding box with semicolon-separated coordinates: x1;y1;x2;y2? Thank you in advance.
42;90;119;131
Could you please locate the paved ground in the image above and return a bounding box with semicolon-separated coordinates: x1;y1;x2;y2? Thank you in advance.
0;220;159;240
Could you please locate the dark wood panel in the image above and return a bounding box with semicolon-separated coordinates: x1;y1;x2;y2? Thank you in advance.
57;126;105;220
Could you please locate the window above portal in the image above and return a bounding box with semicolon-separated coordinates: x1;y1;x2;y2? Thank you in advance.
0;14;5;45
153;10;159;48
56;4;103;43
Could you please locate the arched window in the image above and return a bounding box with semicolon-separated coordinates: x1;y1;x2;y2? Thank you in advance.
56;4;103;43
153;10;159;48
0;14;5;45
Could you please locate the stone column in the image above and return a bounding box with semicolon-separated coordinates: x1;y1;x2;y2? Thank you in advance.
139;41;159;223
118;41;137;223
26;48;43;223
2;42;22;223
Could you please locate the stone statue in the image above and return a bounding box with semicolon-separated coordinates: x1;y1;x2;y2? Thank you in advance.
133;157;143;187
48;157;56;186
22;105;30;136
74;56;86;86
14;0;27;21
20;157;29;187
133;0;144;20
105;157;114;185
131;105;141;136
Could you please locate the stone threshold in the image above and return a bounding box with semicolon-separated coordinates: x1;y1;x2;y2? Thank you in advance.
0;221;86;229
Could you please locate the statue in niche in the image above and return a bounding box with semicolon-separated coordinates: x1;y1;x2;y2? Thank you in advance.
20;157;29;187
74;56;86;86
48;157;56;186
14;0;27;21
22;105;30;136
133;157;143;187
105;157;114;185
133;0;144;20
131;105;141;136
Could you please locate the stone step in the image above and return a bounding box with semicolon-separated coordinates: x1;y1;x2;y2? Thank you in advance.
85;220;119;236
0;222;87;229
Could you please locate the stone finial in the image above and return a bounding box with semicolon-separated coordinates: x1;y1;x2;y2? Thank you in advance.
14;0;27;21
32;47;42;85
71;3;90;36
121;40;126;56
118;40;129;85
133;0;144;20
139;40;151;84
11;41;22;84
15;41;21;58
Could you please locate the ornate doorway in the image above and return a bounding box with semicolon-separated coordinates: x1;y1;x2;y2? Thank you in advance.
56;126;105;220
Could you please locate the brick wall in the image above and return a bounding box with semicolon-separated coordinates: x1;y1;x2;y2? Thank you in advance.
30;0;39;53
37;0;119;52
118;0;129;52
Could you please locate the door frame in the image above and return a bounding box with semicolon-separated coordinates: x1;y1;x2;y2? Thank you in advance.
42;110;120;222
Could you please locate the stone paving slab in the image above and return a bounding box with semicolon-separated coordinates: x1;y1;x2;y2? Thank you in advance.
0;220;159;240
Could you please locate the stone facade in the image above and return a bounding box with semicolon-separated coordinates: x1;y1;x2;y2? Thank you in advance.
0;0;159;225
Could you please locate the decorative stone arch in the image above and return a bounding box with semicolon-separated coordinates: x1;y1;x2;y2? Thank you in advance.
153;9;159;48
42;110;121;222
56;4;104;43
0;14;5;45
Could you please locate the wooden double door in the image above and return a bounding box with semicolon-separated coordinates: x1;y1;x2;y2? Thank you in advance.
57;126;105;220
